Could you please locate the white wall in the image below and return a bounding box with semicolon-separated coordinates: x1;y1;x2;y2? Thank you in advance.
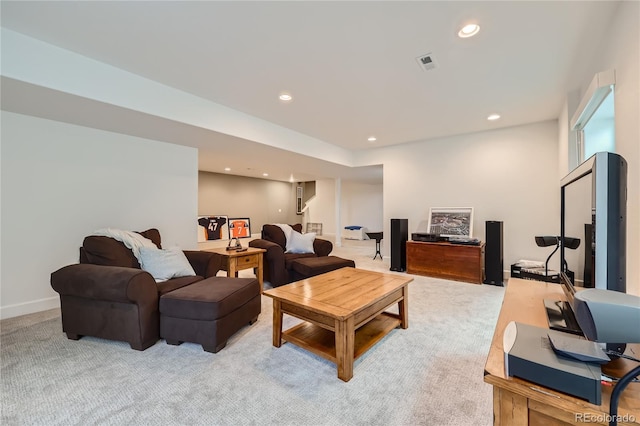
560;1;639;295
0;112;199;319
198;171;298;240
358;120;560;270
306;179;337;235
307;179;383;241
340;181;384;232
599;1;639;297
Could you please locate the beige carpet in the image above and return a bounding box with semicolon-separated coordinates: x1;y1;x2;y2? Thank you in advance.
1;239;505;425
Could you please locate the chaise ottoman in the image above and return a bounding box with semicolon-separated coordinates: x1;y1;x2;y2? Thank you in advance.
290;256;355;281
159;276;261;353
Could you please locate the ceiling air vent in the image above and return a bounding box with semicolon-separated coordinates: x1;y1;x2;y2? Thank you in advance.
416;53;437;71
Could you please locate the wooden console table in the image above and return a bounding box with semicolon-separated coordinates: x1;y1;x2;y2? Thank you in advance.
406;241;485;284
484;278;640;425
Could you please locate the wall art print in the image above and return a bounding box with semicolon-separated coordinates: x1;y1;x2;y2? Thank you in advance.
427;207;474;237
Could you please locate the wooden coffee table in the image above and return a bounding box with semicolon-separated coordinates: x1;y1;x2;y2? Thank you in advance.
263;268;412;381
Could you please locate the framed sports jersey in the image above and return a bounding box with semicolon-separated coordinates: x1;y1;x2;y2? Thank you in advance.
229;218;252;239
197;215;229;241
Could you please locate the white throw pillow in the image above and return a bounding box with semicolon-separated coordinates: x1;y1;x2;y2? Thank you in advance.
285;231;316;254
274;223;293;245
138;247;196;282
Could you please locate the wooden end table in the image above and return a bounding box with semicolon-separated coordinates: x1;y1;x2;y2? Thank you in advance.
205;246;266;293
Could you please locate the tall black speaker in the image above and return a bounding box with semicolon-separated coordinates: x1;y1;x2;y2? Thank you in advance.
390;218;408;272
484;221;504;286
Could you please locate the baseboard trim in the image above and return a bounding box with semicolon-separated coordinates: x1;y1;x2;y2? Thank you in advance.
0;296;60;320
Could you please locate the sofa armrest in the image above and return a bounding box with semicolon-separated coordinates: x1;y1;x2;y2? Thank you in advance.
183;250;222;278
249;239;284;263
313;238;333;257
250;239;289;286
51;264;158;305
249;238;280;251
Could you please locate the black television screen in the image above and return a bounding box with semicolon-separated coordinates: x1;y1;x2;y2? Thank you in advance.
560;152;627;294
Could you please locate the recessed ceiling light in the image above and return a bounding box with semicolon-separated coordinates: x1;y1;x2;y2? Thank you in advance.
487;114;501;121
458;23;480;38
279;92;293;102
224;167;231;172
367;136;377;142
263;173;269;177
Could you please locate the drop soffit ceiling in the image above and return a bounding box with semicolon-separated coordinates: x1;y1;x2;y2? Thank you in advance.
0;1;620;182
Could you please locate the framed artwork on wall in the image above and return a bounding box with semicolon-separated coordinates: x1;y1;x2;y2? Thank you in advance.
229;218;252;238
296;186;303;215
197;215;229;241
427;207;474;237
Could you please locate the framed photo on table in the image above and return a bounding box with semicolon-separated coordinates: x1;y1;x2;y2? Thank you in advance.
427;207;474;237
229;218;252;238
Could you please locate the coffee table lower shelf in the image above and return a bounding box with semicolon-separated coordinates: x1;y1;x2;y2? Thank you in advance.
282;312;401;363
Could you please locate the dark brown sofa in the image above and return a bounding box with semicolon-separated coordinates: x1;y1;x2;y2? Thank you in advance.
51;228;260;351
249;224;334;287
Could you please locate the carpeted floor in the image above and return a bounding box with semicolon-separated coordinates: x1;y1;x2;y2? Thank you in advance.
1;240;505;426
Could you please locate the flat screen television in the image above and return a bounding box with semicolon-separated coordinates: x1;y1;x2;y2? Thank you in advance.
548;152;627;354
560;151;626;293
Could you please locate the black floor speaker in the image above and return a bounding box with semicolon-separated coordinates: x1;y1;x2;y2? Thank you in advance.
484;221;504;286
390;218;408;272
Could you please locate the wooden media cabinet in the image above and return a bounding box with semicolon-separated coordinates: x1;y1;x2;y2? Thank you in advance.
406;241;485;284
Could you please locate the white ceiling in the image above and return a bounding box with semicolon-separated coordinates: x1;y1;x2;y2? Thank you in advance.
0;1;620;183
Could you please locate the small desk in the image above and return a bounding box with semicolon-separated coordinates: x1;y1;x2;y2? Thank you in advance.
484;278;640;425
366;232;383;260
206;247;266;293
